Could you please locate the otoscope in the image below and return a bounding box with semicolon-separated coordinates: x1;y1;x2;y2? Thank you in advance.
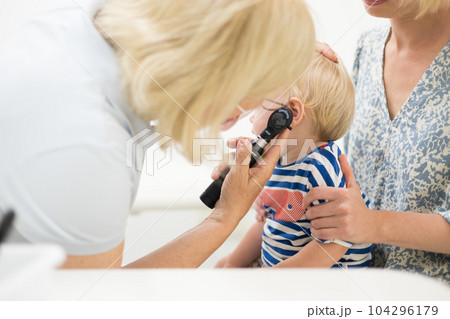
200;107;294;209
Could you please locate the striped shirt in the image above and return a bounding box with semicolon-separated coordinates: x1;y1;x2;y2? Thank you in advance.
261;141;373;268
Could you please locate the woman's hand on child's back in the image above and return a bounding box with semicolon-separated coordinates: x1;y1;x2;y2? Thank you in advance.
302;154;380;244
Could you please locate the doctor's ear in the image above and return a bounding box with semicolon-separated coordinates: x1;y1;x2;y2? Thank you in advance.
288;97;305;127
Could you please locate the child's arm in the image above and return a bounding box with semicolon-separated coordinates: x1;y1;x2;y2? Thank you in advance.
215;221;264;268
274;240;348;268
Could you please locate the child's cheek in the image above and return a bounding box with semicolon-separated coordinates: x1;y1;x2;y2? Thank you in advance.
253;115;268;134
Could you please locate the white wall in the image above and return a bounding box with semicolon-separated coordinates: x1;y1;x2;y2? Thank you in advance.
1;0;387;211
0;0;63;44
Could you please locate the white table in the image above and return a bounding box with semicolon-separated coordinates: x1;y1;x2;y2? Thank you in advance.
50;268;450;300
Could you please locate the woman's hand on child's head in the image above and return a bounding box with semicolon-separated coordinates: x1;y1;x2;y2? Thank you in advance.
316;42;338;63
302;154;379;244
210;130;289;227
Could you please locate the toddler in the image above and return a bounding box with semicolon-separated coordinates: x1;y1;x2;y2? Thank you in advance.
216;52;372;268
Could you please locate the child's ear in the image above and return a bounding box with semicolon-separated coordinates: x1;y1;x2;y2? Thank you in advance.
288;97;305;127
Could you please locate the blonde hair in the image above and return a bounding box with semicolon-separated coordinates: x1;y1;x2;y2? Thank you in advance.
417;0;450;17
95;0;315;159
290;53;355;141
399;0;450;18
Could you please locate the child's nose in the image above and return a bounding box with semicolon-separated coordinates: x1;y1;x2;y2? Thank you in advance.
249;111;255;123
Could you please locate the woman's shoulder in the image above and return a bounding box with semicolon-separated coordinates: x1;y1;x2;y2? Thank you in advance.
356;24;391;48
352;24;390;86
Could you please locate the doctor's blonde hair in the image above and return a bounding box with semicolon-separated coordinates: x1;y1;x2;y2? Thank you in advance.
95;0;315;160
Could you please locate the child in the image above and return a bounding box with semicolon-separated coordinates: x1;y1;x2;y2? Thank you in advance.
216;52;372;268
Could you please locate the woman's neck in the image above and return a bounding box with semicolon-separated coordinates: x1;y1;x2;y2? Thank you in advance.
389;8;450;51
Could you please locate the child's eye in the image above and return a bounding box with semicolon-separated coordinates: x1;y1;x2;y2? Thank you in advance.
261;105;279;111
262;98;289;110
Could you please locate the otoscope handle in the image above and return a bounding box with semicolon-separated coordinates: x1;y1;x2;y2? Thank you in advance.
200;140;264;209
200;167;231;209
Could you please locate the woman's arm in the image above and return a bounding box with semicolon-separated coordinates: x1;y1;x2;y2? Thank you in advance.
63;217;261;269
128;135;288;268
62;133;289;269
302;154;450;255
274;241;348;268
216;221;264;268
372;210;450;254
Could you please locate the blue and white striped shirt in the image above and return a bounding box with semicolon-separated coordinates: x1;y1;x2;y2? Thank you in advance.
261;141;373;268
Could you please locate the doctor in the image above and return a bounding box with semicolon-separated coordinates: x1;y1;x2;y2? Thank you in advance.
0;0;315;268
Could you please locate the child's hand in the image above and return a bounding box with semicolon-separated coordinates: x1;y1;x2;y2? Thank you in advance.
215;255;229;268
215;255;242;268
253;191;267;222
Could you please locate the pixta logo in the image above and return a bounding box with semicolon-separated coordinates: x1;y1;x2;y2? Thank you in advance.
126;129;172;176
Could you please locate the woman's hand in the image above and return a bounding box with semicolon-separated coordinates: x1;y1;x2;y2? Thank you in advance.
223;138;273;223
208;131;289;228
302;154;380;243
316;42;338;63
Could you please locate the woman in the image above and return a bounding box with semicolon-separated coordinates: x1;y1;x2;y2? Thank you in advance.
300;0;450;282
0;0;315;268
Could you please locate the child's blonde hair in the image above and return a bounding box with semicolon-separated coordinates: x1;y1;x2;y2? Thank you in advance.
95;0;315;159
290;52;355;141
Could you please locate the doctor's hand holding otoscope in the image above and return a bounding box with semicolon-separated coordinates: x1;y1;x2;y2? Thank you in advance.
201;107;293;225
